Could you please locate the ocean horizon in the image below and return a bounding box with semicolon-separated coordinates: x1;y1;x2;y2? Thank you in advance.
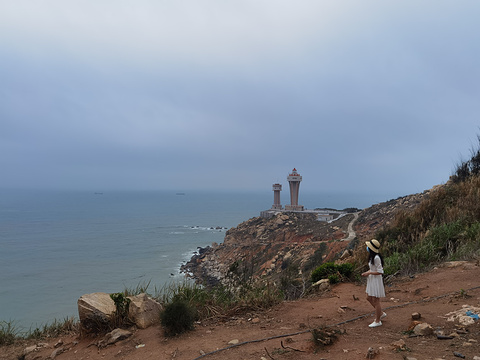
0;188;395;330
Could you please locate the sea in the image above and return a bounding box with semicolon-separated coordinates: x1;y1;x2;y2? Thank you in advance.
0;189;391;331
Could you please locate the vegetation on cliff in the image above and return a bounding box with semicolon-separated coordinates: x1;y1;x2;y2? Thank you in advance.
376;140;480;275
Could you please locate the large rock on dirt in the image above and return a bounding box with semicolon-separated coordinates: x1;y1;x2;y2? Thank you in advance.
127;293;163;329
413;322;433;336
77;292;116;332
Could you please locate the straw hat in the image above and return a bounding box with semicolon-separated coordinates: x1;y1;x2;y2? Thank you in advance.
366;239;381;253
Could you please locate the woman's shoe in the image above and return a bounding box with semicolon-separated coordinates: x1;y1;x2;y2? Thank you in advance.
381;312;387;319
369;321;382;328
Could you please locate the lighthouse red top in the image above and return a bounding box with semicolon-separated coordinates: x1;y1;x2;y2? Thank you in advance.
289;168;299;176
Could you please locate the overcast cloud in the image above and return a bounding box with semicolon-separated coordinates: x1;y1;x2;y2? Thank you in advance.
1;1;479;199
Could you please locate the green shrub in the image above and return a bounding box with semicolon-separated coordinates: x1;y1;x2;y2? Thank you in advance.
328;274;340;284
311;262;354;283
337;263;354;277
311;262;336;282
160;299;197;336
110;292;132;328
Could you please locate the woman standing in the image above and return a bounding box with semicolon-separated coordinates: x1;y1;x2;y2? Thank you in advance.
361;239;386;328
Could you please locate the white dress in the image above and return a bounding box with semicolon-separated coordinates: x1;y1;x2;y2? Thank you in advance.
366;254;386;298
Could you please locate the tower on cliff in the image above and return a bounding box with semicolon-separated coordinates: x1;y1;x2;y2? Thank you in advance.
271;183;282;210
285;168;304;211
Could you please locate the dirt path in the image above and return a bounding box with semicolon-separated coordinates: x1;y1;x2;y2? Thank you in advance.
3;261;480;360
341;211;359;241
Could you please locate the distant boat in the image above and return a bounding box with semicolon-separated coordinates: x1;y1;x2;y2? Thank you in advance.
176;193;186;195
94;192;103;195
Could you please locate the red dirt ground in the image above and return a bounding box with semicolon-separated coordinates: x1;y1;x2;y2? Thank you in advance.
3;261;480;360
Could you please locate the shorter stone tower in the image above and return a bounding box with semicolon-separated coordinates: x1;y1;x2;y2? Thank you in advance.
271;183;282;210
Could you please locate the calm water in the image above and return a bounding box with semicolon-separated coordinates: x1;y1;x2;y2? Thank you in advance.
0;189;387;330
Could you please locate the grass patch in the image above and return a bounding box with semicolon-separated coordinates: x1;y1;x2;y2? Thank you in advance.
26;317;78;340
383;220;480;275
0;321;19;346
157;279;283;322
0;318;79;345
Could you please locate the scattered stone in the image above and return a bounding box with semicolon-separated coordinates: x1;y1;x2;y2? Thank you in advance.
453;351;466;358
24;345;38;355
228;339;239;345
437;334;454;340
199;350;206;355
54;339;63;348
408;321;423;331
473;356;480;360
413;323;433;336
411;312;421;320
390;339;407;351
49;347;64;359
405;357;417;360
98;328;133;348
366;346;377;359
128;293;163;329
251;317;260;324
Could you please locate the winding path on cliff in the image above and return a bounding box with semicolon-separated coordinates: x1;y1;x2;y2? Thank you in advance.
341;211;359;241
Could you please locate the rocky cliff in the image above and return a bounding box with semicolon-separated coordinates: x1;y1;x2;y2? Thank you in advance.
181;186;439;288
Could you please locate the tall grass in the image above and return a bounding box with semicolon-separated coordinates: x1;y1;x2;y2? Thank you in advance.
0;317;79;346
0;321;19;346
377;171;480;275
157;279;283;320
26;317;78;340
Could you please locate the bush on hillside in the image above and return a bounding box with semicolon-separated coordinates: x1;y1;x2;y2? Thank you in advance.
160;299;197;336
311;262;354;283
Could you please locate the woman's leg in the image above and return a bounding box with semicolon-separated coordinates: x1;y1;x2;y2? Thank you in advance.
367;296;382;322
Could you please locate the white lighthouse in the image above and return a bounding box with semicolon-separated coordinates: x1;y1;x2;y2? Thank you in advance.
285;168;304;211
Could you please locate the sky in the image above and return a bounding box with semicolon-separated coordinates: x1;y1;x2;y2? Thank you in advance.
1;1;480;199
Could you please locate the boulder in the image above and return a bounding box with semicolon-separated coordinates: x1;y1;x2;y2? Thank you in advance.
127;293;163;329
413;322;433;336
77;292;116;332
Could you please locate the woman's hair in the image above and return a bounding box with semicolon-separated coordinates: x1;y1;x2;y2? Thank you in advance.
368;249;384;267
